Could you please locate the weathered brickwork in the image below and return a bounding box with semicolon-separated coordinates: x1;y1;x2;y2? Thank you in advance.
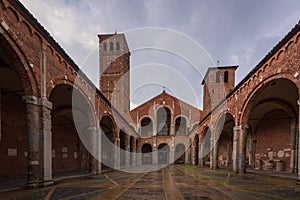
0;0;299;189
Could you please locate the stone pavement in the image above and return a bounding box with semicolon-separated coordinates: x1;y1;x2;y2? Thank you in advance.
0;165;299;200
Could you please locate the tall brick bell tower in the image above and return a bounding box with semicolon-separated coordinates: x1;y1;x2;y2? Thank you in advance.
201;66;238;111
98;33;130;113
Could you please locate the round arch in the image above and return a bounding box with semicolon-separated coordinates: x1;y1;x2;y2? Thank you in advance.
175;115;188;136
140;116;153;137
175;143;186;164
239;78;299;172
158;143;170;164
156;106;172;136
141;143;152;164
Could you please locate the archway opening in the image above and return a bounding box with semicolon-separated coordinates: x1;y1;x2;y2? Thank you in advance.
175;117;187;135
244;78;298;172
216;113;234;169
157;107;171;136
175;143;185;164
50;85;91;174
142;143;152;164
0;35;28;178
100;115;115;170
141;117;153;137
158;143;169;164
202;128;211;167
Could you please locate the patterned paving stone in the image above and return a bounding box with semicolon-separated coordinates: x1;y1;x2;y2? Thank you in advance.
50;187;103;200
7;189;50;200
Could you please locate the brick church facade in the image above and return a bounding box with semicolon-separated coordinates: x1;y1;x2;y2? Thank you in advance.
0;0;300;188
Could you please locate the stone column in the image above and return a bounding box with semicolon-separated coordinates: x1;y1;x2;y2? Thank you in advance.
232;124;240;173
132;139;137;167
88;127;98;175
170;136;175;164
191;145;195;165
23;96;53;188
297;100;300;182
210;135;213;169
250;139;256;168
114;138;119;169
125;136;130;168
153;136;158;164
184;147;189;164
212;135;219;170
199;143;204;167
290;122;297;173
238;125;248;174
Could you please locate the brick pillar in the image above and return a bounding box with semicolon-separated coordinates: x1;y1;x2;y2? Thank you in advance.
232;124;240;173
23;96;53;188
88;127;98;175
238;125;248;174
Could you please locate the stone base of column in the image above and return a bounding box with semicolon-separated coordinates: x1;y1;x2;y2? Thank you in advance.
26;179;53;188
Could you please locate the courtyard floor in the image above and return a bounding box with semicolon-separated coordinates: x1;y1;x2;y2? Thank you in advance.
0;165;299;200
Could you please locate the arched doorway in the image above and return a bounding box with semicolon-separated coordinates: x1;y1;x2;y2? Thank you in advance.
142;143;152;164
175;117;187;135
100;116;115;170
50;85;91;174
0;34;29;178
157;107;171;136
175;143;185;164
202;128;211;167
141;117;153;137
242;78;299;173
216;113;234;169
158;143;169;164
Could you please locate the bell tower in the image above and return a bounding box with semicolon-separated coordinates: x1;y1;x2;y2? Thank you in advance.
202;65;238;111
98;33;130;113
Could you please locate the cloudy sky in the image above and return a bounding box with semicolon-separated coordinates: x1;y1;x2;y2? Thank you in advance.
19;0;300;109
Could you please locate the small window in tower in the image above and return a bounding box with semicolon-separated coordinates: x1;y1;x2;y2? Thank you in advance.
103;42;107;51
224;71;228;83
216;71;220;83
110;42;114;51
116;42;120;50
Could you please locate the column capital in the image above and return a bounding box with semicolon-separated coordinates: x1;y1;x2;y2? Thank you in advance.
22;96;52;110
87;127;98;132
22;95;38;105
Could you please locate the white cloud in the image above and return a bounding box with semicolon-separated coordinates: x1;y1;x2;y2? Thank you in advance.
19;0;300;109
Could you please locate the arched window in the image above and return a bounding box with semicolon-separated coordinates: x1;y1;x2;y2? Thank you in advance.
110;42;114;51
216;71;220;83
175;117;187;135
116;42;120;50
103;42;107;51
141;117;153;137
157;107;171;136
224;71;228;83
